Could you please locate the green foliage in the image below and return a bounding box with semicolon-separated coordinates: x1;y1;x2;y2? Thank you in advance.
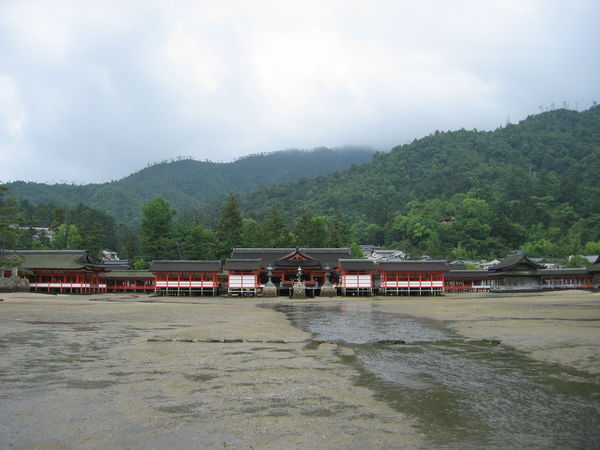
261;206;295;247
52;224;84;250
566;254;590;268
350;242;363;259
325;216;351;248
130;258;149;270
350;220;384;246
6;106;600;261
522;238;559;258
122;231;139;260
241;218;263;247
294;211;328;247
0;186;21;267
238;106;600;259
216;193;243;258
169;223;218;260
7;147;375;226
0;186;19;251
69;203;118;261
583;241;600;255
140;197;176;260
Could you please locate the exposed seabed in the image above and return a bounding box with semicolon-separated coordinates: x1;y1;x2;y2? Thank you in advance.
0;291;598;448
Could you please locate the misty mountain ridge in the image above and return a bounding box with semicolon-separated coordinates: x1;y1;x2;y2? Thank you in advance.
223;106;600;258
7;106;600;259
7;146;376;225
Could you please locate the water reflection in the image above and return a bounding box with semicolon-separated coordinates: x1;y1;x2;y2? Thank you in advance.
270;302;600;449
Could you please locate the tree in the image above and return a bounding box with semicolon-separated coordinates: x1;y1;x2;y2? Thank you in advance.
216;193;243;258
0;186;19;250
51;206;66;230
583;241;600;255
170;223;218;260
123;231;139;260
140;197;176;260
566;254;590;268
52;224;84;250
294;211;328;247
350;242;363;258
70;203;118;261
262;205;294;247
241;218;263;247
0;186;20;267
326;216;351;248
350;220;384;246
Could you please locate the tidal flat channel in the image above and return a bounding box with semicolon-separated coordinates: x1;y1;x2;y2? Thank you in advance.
0;292;599;448
269;301;600;449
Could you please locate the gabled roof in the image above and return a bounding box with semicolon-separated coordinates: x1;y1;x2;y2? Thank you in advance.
223;258;263;271
149;260;222;272
338;259;376;272
378;260;449;272
488;253;544;272
275;248;321;268
15;250;91;270
446;270;493;280
230;248;351;268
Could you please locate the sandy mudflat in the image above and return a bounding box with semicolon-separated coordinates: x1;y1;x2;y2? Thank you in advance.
0;290;598;448
0;292;423;449
374;290;600;374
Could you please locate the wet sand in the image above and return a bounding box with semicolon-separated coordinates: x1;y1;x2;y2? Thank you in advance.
0;290;598;448
0;292;422;449
374;290;600;374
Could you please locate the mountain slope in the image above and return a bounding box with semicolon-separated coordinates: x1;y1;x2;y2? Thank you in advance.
235;107;600;256
7;147;375;225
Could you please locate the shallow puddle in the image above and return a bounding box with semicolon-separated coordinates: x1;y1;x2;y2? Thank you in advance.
269;302;600;449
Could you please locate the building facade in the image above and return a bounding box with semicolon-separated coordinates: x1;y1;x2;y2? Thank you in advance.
5;249;599;296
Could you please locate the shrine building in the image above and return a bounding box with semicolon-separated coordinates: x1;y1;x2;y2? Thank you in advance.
3;249;599;297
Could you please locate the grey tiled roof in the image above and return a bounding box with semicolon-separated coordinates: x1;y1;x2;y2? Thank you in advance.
446;270;493;279
230;248;351;268
149;260;222;272
15;250;90;270
488;254;544;272
100;270;155;279
538;268;590;276
223;259;263;271
338;259;376;272
378;260;449;272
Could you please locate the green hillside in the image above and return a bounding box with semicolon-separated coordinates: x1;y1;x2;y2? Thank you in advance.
6;147;375;225
236;107;600;258
6;107;600;261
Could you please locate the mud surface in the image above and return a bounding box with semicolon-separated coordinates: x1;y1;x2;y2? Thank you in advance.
1;291;599;448
0;294;421;449
269;300;600;448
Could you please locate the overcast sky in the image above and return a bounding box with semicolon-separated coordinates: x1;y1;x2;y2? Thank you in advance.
1;0;599;184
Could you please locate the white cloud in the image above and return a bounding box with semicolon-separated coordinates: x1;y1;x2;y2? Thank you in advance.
0;74;27;139
0;0;598;183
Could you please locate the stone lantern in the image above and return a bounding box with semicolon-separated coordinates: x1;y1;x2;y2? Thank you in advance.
320;264;336;297
292;265;307;298
261;264;278;297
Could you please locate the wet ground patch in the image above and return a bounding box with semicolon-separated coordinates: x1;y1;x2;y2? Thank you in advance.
267;302;600;449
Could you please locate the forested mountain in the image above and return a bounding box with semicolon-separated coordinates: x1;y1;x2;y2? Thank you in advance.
6;147;375;225
231;106;600;259
4;107;600;262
